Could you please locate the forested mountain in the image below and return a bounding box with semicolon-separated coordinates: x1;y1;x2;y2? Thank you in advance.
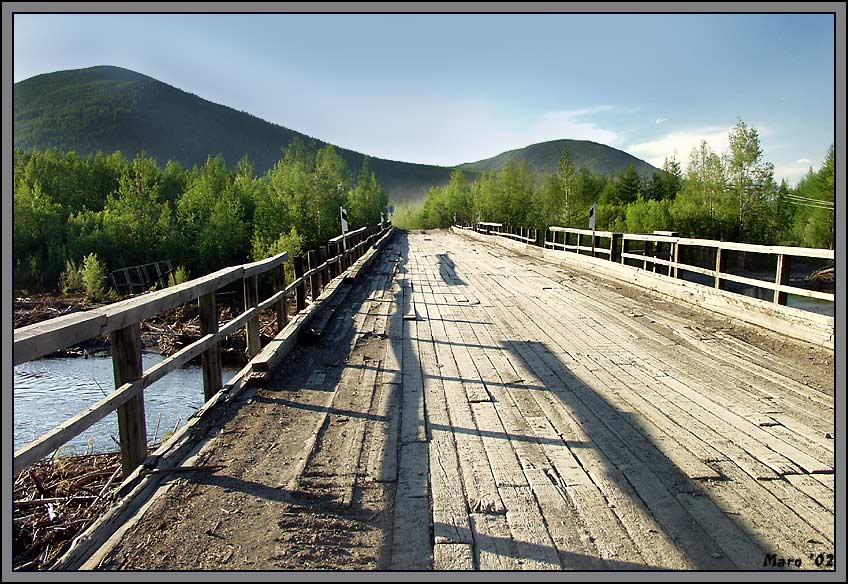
13;66;455;204
459;139;657;177
14;66;657;203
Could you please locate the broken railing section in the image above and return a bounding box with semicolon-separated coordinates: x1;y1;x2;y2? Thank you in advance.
109;260;176;296
455;221;834;308
13;223;393;479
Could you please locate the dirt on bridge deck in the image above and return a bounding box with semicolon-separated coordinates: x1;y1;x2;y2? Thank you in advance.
88;229;834;571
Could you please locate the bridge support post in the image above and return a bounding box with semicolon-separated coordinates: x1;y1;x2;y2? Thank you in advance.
198;291;223;401
774;254;790;305
112;323;147;477
294;256;306;312
243;275;261;358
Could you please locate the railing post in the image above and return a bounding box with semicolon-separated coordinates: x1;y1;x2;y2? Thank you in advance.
643;241;650;270
276;264;288;332
112;323;147;477
294;255;306;312
198;291;222;402
307;250;319;300
243;274;261;358
320;245;329;292
715;248;723;289
672;242;680;278
774;254;790;305
610;233;622;263
328;241;338;278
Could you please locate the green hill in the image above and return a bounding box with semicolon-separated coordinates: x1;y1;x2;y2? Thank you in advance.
459;138;658;177
14;66;659;202
13;66;456;204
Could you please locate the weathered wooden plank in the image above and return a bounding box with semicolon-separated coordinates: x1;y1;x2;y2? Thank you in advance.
470;401;526;488
469;513;521;570
391;441;432;569
433;543;474;570
520;467;604;570
13;311;108;366
785;474;834;514
498;486;561;569
242;251;288;278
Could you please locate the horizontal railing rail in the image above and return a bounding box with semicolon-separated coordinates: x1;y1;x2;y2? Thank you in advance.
620;233;834;304
546;227;616;258
454;222;834;309
14;222;393;477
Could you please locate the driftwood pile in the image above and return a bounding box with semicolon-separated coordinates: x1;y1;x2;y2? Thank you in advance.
151;302;287;365
13;451;125;570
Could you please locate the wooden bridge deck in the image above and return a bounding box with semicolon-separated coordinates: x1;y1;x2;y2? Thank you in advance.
88;229;834;570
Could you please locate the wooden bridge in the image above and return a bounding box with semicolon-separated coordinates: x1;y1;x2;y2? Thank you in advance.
13;224;835;571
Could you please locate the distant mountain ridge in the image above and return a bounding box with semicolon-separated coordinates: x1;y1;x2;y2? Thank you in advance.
459;138;658;177
14;66;659;202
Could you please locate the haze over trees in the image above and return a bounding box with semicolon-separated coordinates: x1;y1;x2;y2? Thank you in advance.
13;139;388;291
401;120;834;252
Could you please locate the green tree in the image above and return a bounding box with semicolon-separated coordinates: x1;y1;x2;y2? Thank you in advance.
727;120;776;242
348;157;387;229
102;152;171;267
13;179;66;287
671;141;730;239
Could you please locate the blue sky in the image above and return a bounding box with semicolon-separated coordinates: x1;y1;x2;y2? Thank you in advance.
14;13;835;182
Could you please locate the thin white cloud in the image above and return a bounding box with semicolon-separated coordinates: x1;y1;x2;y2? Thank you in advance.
796;158;812;164
655;117;668;125
283;93;627;166
775;163;814;184
625;126;732;168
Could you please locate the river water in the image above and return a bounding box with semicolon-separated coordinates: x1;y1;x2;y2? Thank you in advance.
13;353;240;454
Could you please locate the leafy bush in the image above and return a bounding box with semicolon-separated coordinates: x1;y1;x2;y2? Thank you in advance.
81;253;108;302
60;259;84;295
173;265;189;285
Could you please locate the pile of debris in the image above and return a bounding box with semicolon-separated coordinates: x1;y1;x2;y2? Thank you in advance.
13;451;125;570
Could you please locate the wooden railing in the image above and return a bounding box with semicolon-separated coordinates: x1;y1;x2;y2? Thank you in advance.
13;223;392;477
456;222;834;308
475;221;503;235
545;227;619;259
619;233;834;305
